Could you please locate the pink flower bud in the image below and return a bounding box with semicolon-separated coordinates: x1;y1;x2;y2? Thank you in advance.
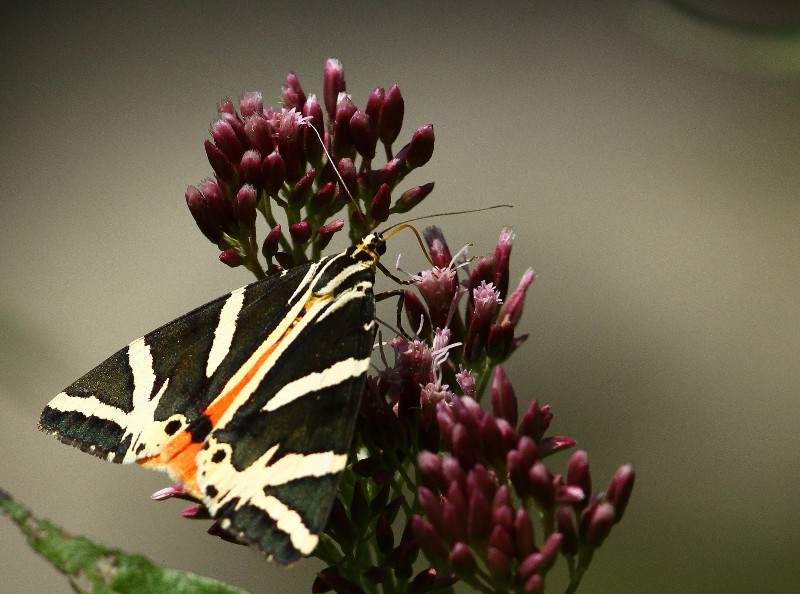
449;542;476;575
486;320;515;361
211;119;245;163
203;139;237;183
393;182;434;214
240;149;262;185
218;249;242;267
493;227;515;299
606;464;635;522
423;226;453;270
289;167;315;206
337;157;358;199
369;183;391;223
557;507;579;556
289;220;312;244
497;269;536;327
234;184;257;229
365;87;385;123
261;151;286;196
274;251;293;269
491;366;518;427
410;516;449;566
309;182;336;214
244;115;275;155
317;219;344;247
406;124;435;169
514;507;535;559
350;110;377;160
282;72;306;111
585;501;616;547
466;489;491;540
200;179;235;231
378;84;404;147
486;546;510;579
567;450;592;508
323;58;346;122
185;185;223;243
262;225;281;258
333;95;357;158
239;91;263;117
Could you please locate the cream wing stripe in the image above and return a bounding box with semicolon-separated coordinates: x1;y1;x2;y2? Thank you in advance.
263;357;370;412
206;287;246;378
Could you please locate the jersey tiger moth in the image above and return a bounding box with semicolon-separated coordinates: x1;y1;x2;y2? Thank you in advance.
39;231;390;564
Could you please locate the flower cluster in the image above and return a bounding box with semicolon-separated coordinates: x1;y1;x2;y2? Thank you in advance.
169;61;635;593
185;58;435;278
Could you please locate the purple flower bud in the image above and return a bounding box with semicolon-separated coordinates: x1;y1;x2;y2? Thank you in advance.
507;436;538;496
337;157;358;199
185;185;223;243
406;124;435;169
514;507;535;559
486;320;515;361
538;435;576;458
518;552;544;580
261;151;286;196
151;484;194;502
302;94;325;165
262;225;281;258
239;91;263;117
486;546;510;579
479;413;507;468
369;183;391;223
350;110;377;160
201;179;235;231
410;516;449;566
289;220;312;244
240;149;262;186
466;489;491;541
218;249;242;267
442;455;466;490
528;461;555;509
417;486;443;532
323;58;346;123
497;269;535;327
309;181;336;214
455;369;476;399
518;400;553;443
557;484;586;505
414;265;456;331
489;524;514;557
290;167;315;206
365;87;385;123
538;532;563;572
211;119;245;164
378;84;404;147
448;542;476;575
492;228;515;299
371;157;403;188
332;96;357;158
244;115;275;155
422;227;453;269
605;464;635;522
317;219;344;249
204;139;237;183
567;450;591;508
393;182;434;214
585;501;616;547
524;574;544;594
557;506;579;556
234;184;257;229
418;451;445;490
491;366;519;428
282;72;306;111
218;99;235;115
275;109;306;183
180;503;210;519
409;568;437;593
451;423;478;470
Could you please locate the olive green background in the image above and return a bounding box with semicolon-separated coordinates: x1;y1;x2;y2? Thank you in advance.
2;1;799;592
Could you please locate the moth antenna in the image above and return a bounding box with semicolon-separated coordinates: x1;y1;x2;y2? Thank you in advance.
305;122;362;215
382;204;513;232
382;224;434;267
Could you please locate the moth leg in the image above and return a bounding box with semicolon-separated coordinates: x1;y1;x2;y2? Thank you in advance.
376;289;410;340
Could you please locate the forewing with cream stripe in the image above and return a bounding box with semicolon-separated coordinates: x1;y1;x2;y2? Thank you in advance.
39;233;385;564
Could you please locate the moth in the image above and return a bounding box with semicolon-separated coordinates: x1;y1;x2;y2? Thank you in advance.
39;231;390;564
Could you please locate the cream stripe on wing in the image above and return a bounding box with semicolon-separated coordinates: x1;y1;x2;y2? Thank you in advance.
263;357;370;412
206;287;246;378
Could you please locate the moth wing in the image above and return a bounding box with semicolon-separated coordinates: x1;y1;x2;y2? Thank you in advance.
196;270;377;564
39;263;316;464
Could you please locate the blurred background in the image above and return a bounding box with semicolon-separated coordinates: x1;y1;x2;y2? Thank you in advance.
2;1;798;592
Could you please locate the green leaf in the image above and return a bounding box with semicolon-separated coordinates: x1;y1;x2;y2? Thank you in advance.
0;487;249;594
